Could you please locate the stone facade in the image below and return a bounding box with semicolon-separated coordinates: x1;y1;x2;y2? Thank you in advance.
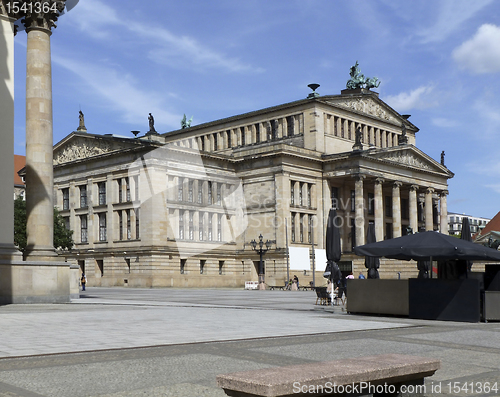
54;88;453;287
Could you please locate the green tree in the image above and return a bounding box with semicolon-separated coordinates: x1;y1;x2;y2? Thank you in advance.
13;197;74;253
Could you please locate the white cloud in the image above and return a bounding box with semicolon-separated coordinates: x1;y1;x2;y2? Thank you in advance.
52;54;180;129
416;0;493;43
65;0;260;74
453;24;500;74
385;86;436;112
486;184;500;194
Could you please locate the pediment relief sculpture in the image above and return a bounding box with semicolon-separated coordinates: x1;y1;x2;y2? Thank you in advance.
329;97;398;123
53;138;120;165
375;151;434;171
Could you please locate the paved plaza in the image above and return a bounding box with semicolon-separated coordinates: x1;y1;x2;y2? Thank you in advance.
0;288;499;396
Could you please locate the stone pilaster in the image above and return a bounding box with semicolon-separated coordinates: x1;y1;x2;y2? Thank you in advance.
374;178;384;242
392;181;402;238
409;185;419;234
354;175;365;246
425;188;434;231
439;190;449;235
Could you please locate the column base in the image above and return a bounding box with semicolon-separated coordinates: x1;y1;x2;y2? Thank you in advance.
24;246;61;262
0;259;71;304
0;244;23;262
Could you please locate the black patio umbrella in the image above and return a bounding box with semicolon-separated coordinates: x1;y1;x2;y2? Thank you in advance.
461;217;473;273
354;230;500;262
364;223;380;279
324;208;342;286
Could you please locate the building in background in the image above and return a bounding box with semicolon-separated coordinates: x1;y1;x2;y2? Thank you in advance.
53;86;453;288
448;212;490;236
474;211;500;247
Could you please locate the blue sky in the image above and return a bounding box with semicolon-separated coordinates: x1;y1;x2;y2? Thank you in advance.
12;0;500;219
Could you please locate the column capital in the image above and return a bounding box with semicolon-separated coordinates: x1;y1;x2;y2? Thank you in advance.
353;174;366;182
426;187;435;194
409;184;419;192
392;181;403;189
439;189;449;197
22;1;66;34
375;177;385;185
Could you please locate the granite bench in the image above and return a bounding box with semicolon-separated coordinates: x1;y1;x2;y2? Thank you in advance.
216;354;440;397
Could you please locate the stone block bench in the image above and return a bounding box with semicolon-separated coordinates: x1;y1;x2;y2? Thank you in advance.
216;354;440;397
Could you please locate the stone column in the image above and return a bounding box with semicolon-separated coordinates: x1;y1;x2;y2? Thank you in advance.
354;175;365;246
374;178;384;242
24;13;59;260
425;188;434;231
439;190;449;234
0;11;21;260
409;185;419;233
392;181;402;238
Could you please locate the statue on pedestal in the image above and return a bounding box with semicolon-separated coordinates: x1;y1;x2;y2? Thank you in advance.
148;113;156;133
346;61;381;90
77;110;86;131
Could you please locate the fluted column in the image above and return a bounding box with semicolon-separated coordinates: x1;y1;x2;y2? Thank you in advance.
392;181;402;238
409;185;419;233
354;175;365;246
425;188;434;231
374;178;384;242
440;190;449;234
24;11;61;260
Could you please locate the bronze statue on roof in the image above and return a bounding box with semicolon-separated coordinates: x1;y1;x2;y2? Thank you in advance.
346;61;381;90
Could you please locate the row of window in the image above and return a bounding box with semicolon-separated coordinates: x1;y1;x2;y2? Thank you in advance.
180;259;225;275
324;114;401;148
290;181;313;207
178;210;223;242
177;178;226;206
173;114;304;152
62;176;139;210
290;212;313;243
78;209;140;244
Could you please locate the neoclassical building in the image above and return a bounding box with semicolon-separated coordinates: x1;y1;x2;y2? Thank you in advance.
54;87;453;287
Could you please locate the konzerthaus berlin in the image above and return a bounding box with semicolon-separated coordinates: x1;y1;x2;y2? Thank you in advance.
54;86;453;288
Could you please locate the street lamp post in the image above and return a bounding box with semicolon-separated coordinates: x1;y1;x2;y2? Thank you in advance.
250;234;274;290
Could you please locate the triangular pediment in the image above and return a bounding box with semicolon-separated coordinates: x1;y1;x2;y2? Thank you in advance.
321;93;417;131
368;146;452;175
53;133;147;165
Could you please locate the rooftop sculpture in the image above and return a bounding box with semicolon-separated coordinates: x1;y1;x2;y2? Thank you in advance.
346;61;380;90
181;114;193;129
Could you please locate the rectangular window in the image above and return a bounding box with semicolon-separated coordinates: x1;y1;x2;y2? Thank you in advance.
189;211;194;240
385;196;392;217
401;198;409;220
180;259;186;274
97;259;104;277
118;211;123;240
385;222;392;240
118;179;122;203
199;212;204;240
290;182;295;205
125;177;131;202
213;133;218;150
80;215;88;243
331;186;339;209
307;184;312;207
200;259;205;274
271;119;278;140
198;181;203;204
217;214;222;242
216;183;222;206
126;209;131;240
291;214;296;242
308;215;312;243
62;188;69;210
287;116;295;136
208;213;213;241
368;192;375;215
227;130;232;147
98;182;106;205
99;213;107;241
179;210;184;240
178;178;184;201
351;190;355;212
134;175;139;202
300;214;304;242
188;180;194;202
135;208;140;239
240;127;245;146
219;260;224;275
299;183;303;206
255;124;260;143
79;185;87;208
208;181;213;204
